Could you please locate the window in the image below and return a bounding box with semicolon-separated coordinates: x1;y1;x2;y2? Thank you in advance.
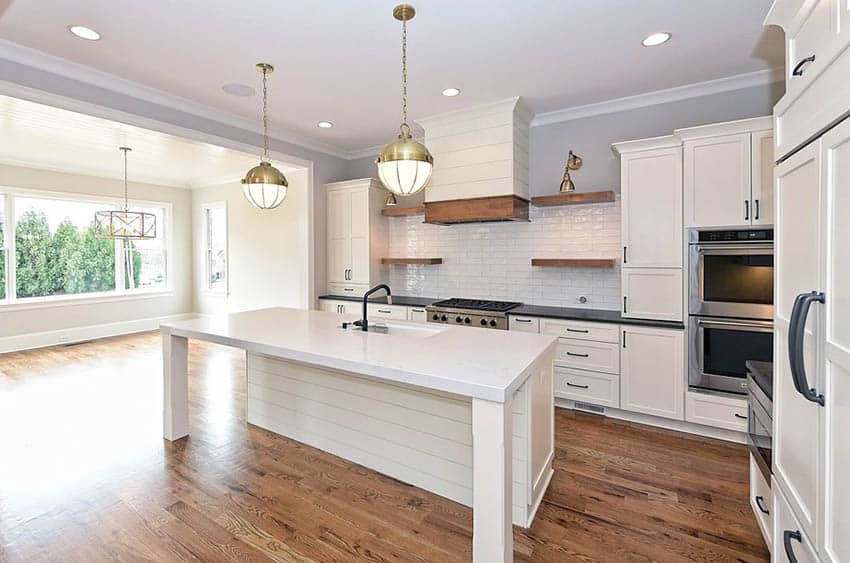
202;202;227;293
0;190;170;305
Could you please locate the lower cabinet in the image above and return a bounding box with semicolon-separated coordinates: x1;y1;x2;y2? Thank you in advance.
774;483;819;563
620;326;685;421
685;391;748;432
319;299;356;315
749;454;773;552
554;367;619;408
366;303;409;321
621;268;683;322
408;307;428;323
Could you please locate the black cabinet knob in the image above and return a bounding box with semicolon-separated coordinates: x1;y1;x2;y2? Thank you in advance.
489;320;497;327
464;317;471;324
480;318;488;326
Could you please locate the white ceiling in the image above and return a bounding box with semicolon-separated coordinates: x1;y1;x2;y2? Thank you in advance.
0;0;783;155
0;95;297;188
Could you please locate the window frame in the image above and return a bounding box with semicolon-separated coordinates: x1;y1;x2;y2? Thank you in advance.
200;200;228;296
0;185;173;309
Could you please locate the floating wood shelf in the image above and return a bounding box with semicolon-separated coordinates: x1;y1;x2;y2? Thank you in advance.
531;258;615;268
381;205;425;216
531;190;615;207
381;258;443;265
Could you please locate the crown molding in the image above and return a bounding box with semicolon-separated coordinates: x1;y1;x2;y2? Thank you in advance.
0;39;352;160
530;68;784;127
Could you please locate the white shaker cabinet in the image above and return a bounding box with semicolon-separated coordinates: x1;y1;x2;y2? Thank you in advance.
621;268;683;322
620;326;685;421
326;178;388;296
677;117;774;228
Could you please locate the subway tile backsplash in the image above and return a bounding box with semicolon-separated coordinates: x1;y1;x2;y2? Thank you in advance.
387;198;622;310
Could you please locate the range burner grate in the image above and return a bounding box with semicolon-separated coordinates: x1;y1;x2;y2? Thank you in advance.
430;298;523;313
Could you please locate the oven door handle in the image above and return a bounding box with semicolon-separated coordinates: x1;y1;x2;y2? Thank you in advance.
695;243;774;253
695;318;773;331
788;291;826;406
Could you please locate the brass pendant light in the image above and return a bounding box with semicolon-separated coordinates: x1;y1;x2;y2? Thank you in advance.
241;63;288;209
94;147;156;240
375;4;434;197
559;150;583;192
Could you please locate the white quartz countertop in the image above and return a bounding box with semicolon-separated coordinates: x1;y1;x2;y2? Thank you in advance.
161;307;557;402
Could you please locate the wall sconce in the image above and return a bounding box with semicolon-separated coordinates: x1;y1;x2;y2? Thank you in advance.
559;150;583;192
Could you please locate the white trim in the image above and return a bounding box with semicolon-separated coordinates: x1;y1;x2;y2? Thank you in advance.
555;397;748;444
2;290;174;312
200;200;229;295
0;39;351;160
531;68;784;127
673;115;774;141
0;312;197;354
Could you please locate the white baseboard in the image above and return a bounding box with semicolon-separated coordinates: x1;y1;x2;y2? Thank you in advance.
0;312;199;354
555;397;748;444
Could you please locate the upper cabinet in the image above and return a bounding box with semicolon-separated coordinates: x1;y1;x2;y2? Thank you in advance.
326;179;388;297
613;136;683;269
677;117;774;228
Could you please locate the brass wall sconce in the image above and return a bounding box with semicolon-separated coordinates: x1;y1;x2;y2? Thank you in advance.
559;150;583;192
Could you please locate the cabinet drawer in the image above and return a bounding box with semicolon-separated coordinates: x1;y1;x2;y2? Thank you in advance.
327;283;368;297
540;318;619;343
555;339;620;375
773;484;818;563
367;304;408;320
685;391;748;432
320;300;356;316
554;367;619;408
785;0;836;102
749;454;773;552
408;307;428;323
509;316;540;333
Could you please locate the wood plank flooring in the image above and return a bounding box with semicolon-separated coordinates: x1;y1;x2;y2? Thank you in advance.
0;332;769;562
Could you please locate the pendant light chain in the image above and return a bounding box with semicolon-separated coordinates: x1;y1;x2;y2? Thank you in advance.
261;68;270;163
400;18;410;138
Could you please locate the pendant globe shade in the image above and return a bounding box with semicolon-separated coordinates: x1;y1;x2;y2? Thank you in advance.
241;62;288;210
375;4;433;197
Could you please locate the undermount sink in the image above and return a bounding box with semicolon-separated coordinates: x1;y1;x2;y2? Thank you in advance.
345;322;447;339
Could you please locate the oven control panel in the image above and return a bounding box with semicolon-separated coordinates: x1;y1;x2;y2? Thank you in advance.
697;229;773;242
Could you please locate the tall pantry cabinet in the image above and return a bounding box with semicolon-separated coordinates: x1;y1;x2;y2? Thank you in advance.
325;178;388;297
765;1;850;561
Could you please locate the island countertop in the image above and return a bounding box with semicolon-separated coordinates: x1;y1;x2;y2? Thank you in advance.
162;307;557;403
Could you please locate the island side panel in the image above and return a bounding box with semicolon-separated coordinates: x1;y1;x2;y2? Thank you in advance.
243;352;537;526
162;331;189;441
472;397;513;563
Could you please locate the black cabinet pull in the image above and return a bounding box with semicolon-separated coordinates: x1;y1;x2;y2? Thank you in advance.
566;328;589;333
744;199;750;221
623;246;627;264
734;413;748;420
343;287;355;292
622;330;626;348
566;382;589;389
377;309;392;314
789;291;826;406
623;296;628;314
784;530;802;563
566;352;589;358
754;199;760;221
515;318;532;323
792;54;816;76
755;495;770;515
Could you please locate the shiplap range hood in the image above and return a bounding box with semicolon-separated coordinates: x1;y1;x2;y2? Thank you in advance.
416;97;532;224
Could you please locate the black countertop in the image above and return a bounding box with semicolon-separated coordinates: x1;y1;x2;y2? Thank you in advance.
318;295;685;329
510;304;685;329
746;360;774;400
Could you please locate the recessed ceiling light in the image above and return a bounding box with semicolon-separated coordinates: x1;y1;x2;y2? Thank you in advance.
221;83;256;97
441;87;461;97
69;25;101;41
642;32;671;47
317;121;334;129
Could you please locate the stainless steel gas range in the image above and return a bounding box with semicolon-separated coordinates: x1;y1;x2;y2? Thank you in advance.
426;298;523;330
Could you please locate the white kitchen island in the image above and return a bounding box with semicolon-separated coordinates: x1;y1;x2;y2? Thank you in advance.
161;307;557;562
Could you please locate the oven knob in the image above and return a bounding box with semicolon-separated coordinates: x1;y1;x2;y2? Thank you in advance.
480;318;488;326
455;316;463;323
464;317;471;324
440;315;447;322
489;320;497;327
432;314;440;321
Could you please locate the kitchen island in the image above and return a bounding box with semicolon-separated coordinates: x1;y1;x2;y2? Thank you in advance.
161;307;557;563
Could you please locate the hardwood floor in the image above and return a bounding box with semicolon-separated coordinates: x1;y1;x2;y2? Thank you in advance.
0;332;769;562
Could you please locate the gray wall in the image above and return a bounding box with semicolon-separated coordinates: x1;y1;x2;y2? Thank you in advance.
529;83;784;196
347;153;381;181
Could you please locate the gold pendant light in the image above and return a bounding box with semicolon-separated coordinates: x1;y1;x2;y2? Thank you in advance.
375;4;434;197
94;146;156;240
559;150;583;192
241;63;288;209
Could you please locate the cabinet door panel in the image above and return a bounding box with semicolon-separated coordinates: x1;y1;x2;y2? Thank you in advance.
621;269;683;322
327;190;350;283
822;119;850;563
773;143;822;543
774;483;819;563
620;326;684;420
684;133;751;227
751;131;775;225
348;187;370;283
621;146;683;268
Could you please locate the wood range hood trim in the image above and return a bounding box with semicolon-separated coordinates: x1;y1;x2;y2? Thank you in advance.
423;195;530;225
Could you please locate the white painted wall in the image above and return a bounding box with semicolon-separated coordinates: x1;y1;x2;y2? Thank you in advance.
0;163;193;339
193;168;310;315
